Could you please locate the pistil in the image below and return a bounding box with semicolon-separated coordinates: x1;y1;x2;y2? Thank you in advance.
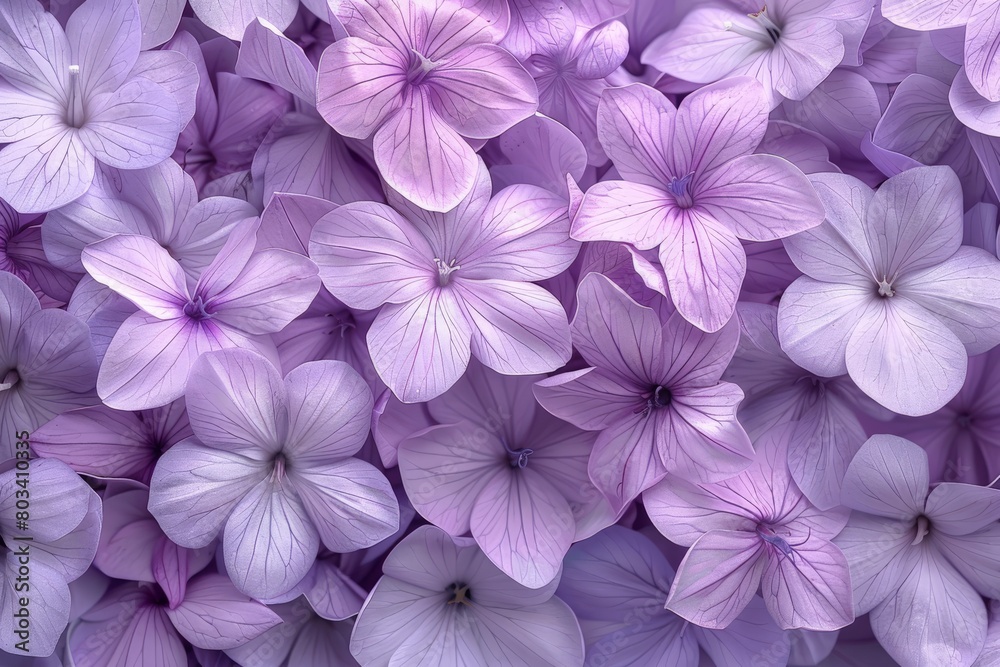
66;65;84;128
434;258;460;287
724;5;782;46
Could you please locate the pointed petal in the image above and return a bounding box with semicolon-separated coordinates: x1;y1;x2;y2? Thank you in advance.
66;0;140;98
666;530;766;630
208;248;320;335
97;315;242;411
673;76;769;175
570;271;663;381
760;536;854;631
81;235;187;318
428;44;537;139
588;412;665;510
965;0;1000;102
533;367;642;431
166;573;281;649
458;279;571;375
316;36;407;139
460;184;577;281
367;289;473;403
309;201;437;310
696;154;825;241
663;384;755;483
397;423;502;536
188;0;297;41
644;476;757;547
572;181;674;250
237;18;317;104
290;458;399;552
658;211;745;333
595;83;674;187
925;483;1000;536
470;467;575;588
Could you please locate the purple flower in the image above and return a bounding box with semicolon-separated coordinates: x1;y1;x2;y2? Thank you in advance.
557;525;790;666
81;219;319;410
724;302;885;509
395;360;614;588
883;0;1000;102
0;458;101;656
523;18;630;163
0;199;77;305
316;0;538;211
350;525;585;666
147;348;399;600
43;159;256;278
0;272;97;458
170;31;290;193
31;399;191;485
309;161;576;403
645;426;854;632
236;19;383;206
572;78;824;332
224;598;358;667
643;0;876;109
778;166;1000;416
534;272;754;511
835;434;1000;666
0;0;196;212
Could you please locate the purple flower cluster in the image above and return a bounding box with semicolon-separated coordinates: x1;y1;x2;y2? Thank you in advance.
2;0;1000;665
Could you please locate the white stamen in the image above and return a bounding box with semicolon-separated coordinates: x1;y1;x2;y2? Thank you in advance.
877;278;895;297
723;20;775;47
67;65;82;127
911;515;929;545
434;258;460;286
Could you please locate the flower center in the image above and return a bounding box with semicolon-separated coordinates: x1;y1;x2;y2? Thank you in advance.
725;5;782;46
434;258;460;287
406;50;439;86
65;65;86;128
183;295;213;321
877;277;895;298
502;439;533;469
271;453;288;483
0;369;19;392
324;312;357;338
956;412;973;429
446;582;472;606
667;173;695;209
911;515;930;545
634;385;672;418
756;523;795;557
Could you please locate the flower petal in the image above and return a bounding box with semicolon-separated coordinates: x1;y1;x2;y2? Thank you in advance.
367;289;473;403
373;90;478;213
470;467;575;588
79;78;180;169
81;234;187;319
458;278;571;375
666;530;766;630
428;44;538;139
841;434;929;520
760;535;854;631
0;125;95;213
223;479;320;599
289;458;399;552
309;201;437;310
166;573;281;650
846;298;967;416
66;0;140;98
148;439;268;549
